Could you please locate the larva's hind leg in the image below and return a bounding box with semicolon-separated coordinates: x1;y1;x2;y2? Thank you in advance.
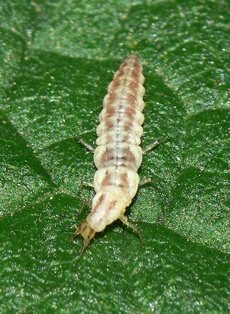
139;177;153;186
119;215;144;247
139;177;158;190
142;139;161;155
75;136;95;153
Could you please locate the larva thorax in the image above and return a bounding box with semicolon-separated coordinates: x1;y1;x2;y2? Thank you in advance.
75;54;146;253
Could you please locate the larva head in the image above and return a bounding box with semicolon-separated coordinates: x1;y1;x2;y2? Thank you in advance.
87;187;131;233
71;221;96;255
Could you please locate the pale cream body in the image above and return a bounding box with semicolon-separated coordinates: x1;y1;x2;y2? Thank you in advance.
87;55;145;232
74;55;146;252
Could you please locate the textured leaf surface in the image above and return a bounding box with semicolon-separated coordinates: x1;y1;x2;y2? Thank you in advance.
0;0;229;312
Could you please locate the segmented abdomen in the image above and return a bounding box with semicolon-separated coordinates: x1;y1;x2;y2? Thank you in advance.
74;55;146;253
91;54;145;227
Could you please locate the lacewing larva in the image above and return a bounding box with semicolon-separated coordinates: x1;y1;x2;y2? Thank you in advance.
72;54;151;254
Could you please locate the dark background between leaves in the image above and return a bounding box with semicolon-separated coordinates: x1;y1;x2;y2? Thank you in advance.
0;0;229;312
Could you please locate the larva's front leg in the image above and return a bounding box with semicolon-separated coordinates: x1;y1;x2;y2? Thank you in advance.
119;215;144;246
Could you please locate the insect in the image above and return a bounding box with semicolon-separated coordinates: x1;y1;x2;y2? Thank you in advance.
72;54;158;254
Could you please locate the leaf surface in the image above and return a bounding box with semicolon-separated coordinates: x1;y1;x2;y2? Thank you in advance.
0;0;229;312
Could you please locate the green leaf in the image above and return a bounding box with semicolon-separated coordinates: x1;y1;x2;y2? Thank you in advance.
0;0;229;312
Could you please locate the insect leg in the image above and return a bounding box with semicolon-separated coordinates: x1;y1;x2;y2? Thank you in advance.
142;139;161;155
119;215;144;247
80;180;94;188
139;177;152;186
74;136;94;190
75;179;94;212
139;176;158;190
76;179;94;204
69;182;94;248
75;136;95;153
